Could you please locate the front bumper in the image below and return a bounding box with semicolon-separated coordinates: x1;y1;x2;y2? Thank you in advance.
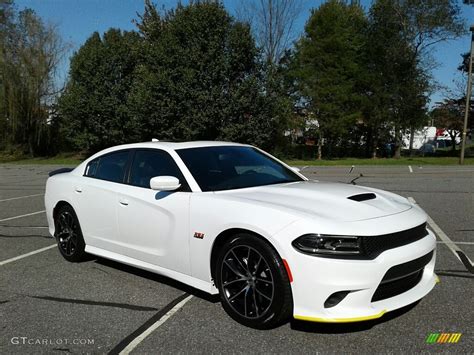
287;229;437;322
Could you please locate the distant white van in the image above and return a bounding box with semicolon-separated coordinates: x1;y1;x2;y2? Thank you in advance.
402;127;437;150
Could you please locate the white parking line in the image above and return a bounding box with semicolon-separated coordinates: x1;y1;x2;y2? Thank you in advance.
0;244;56;266
408;197;473;266
0;193;44;202
119;295;193;355
437;241;474;245
408;165;413;173
0;210;45;222
0;225;48;229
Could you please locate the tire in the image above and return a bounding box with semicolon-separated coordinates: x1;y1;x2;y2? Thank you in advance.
54;204;87;262
215;233;293;329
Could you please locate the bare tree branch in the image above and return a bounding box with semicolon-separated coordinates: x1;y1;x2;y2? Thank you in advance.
237;0;304;64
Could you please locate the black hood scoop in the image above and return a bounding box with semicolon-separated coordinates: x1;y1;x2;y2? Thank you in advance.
347;193;376;202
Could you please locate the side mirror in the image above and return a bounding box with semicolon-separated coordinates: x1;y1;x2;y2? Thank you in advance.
290;166;301;173
150;176;181;191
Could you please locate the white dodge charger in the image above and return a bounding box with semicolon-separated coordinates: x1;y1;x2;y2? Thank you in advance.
45;141;437;329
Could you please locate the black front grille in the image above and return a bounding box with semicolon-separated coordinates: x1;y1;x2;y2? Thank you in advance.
361;223;428;259
371;251;433;302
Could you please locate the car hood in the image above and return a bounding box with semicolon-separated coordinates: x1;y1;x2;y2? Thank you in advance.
216;180;412;222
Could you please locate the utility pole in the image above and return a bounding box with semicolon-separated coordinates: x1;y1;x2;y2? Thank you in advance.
460;25;474;165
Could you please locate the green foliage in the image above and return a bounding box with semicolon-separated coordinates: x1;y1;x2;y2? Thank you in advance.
59;29;140;151
3;0;467;159
0;1;64;155
431;98;465;151
59;1;286;153
364;0;430;155
292;0;367;143
363;0;464;157
127;1;282;150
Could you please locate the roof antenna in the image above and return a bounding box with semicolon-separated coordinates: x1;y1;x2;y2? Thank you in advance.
151;138;159;142
350;173;363;185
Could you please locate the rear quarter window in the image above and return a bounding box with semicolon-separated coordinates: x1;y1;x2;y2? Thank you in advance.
85;159;99;177
84;150;130;183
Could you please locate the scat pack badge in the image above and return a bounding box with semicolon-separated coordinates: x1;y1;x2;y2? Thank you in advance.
193;232;205;239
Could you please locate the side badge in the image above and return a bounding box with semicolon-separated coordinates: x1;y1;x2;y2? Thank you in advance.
194;232;205;239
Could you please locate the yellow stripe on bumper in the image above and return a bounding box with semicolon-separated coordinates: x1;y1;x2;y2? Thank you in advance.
294;310;387;323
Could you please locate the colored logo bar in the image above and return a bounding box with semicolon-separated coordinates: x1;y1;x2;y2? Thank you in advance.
426;333;462;344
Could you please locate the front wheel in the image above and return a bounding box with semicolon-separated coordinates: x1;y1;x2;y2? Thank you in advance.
215;234;293;329
54;204;87;262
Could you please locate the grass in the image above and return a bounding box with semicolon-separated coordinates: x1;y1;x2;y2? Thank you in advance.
1;152;473;166
284;156;474;166
0;153;83;165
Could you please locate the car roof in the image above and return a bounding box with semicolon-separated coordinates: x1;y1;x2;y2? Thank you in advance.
109;140;249;151
72;141;252;175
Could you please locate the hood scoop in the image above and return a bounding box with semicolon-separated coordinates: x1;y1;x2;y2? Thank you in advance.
347;193;376;202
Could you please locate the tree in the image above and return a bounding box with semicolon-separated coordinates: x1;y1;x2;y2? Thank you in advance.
58;29;140;152
0;2;66;155
364;0;430;158
366;0;464;158
236;0;303;65
431;99;464;151
291;0;367;158
128;0;283;150
395;0;465;60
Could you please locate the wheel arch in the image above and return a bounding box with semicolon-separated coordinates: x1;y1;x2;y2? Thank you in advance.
53;200;74;222
209;228;284;282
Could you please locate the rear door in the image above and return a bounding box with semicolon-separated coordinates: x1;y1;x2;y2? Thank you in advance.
116;149;191;274
76;150;131;252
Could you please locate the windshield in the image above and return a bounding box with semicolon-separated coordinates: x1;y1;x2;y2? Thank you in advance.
176;146;303;192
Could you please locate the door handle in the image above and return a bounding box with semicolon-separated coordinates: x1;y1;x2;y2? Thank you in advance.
75;187;82;193
119;198;129;206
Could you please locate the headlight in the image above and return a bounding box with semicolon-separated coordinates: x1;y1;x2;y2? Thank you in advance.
292;234;362;257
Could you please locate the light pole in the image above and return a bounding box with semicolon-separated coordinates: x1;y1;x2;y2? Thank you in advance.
460;25;474;165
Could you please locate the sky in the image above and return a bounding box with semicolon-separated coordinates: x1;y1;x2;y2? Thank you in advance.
15;0;474;106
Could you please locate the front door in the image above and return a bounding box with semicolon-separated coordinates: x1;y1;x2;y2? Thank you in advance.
116;149;191;275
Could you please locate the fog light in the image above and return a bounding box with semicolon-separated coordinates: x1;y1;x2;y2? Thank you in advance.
324;291;350;308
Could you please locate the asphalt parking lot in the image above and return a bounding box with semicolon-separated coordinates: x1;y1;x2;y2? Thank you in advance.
0;164;473;354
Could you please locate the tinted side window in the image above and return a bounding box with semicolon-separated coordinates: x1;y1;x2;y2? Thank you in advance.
129;150;186;189
177;146;302;191
94;151;129;183
85;159;99;177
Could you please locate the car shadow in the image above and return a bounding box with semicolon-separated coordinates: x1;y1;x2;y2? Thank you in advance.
93;257;220;304
91;257;423;332
290;301;419;333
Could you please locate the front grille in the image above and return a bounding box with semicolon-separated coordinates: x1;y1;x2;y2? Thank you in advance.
361;223;429;259
371;251;433;302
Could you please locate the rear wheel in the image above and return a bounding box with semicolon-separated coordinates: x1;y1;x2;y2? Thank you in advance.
54;204;87;262
215;234;293;329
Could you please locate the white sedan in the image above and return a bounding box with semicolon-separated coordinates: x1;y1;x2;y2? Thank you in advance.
45;141;437;329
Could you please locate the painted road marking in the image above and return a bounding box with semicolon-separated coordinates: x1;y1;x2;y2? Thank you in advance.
0;244;56;266
111;294;193;355
437;241;474;245
0;225;48;229
408;165;413;173
408;197;474;271
0;210;45;223
0;193;44;202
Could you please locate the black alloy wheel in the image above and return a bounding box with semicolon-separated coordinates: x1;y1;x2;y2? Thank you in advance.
216;233;293;329
54;204;87;262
